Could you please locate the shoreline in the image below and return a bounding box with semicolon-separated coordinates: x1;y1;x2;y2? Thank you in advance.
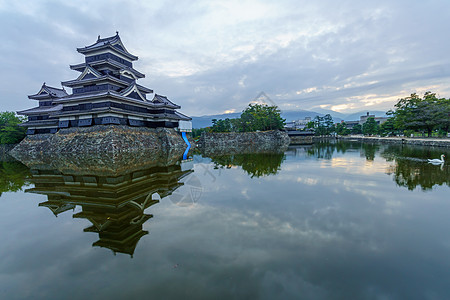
327;135;450;148
3;132;449;164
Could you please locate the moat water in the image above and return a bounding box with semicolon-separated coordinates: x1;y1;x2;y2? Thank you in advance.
0;141;449;300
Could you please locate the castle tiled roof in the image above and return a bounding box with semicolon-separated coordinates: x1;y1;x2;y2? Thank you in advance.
77;32;138;61
17;104;63;115
19;119;59;127
45;86;68;98
69;60;145;78
28;83;68;100
61;75;130;88
174;111;191;121
152;94;181;109
53;90;178;110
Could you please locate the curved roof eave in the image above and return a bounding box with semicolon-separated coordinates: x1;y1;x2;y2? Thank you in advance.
55;91;179;110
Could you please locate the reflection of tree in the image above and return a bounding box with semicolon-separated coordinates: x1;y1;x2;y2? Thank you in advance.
307;141;380;161
360;143;379;161
306;141;352;159
306;142;335;160
381;145;450;191
0;160;30;196
309;142;449;190
211;152;285;178
386;160;449;191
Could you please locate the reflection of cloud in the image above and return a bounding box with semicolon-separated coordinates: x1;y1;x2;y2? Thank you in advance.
241;188;250;200
271;155;406;216
296;177;318;186
328;157;390;175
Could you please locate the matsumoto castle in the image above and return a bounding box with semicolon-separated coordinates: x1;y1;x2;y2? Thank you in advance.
18;32;191;135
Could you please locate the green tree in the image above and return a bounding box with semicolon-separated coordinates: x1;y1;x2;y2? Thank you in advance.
323;114;334;134
389;92;450;137
313;116;326;135
362;117;379;135
209;104;284;133
192;128;208;138
312;114;335;135
230;118;244;132
239;104;285;132
211;118;233;132
0;112;27;144
351;124;362;134
306;121;315;129
335;122;350;135
380;118;395;136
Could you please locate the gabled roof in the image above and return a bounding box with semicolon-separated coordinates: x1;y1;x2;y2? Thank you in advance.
52;90;179;111
152;94;181;109
61;75;129;88
70;60;145;78
120;69;138;81
38;201;75;217
135;84;153;94
77;32;138;61
28;83;68;100
77;65;103;81
120;83;147;101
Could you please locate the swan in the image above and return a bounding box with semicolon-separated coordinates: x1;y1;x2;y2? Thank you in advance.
428;154;445;164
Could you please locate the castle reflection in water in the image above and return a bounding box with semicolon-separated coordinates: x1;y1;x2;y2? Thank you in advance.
21;150;193;256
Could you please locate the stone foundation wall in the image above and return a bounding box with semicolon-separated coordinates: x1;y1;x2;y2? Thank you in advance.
10;125;194;158
198;130;290;155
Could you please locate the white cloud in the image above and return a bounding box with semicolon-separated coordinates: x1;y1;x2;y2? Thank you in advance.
2;0;450;116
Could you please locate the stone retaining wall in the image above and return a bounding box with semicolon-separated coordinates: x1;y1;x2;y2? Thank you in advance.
336;136;450;148
10;125;194;158
198;130;290;155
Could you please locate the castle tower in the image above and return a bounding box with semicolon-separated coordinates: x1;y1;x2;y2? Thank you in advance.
18;33;191;133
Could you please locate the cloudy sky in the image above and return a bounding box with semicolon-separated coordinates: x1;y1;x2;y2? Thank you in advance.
1;0;450;117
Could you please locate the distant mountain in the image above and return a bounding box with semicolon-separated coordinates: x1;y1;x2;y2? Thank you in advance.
191;113;241;128
343;111;388;121
311;108;347;119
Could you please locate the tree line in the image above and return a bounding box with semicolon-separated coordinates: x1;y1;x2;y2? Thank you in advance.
306;114;384;136
193;104;285;137
193;92;449;137
305;92;449;136
388;92;449;137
